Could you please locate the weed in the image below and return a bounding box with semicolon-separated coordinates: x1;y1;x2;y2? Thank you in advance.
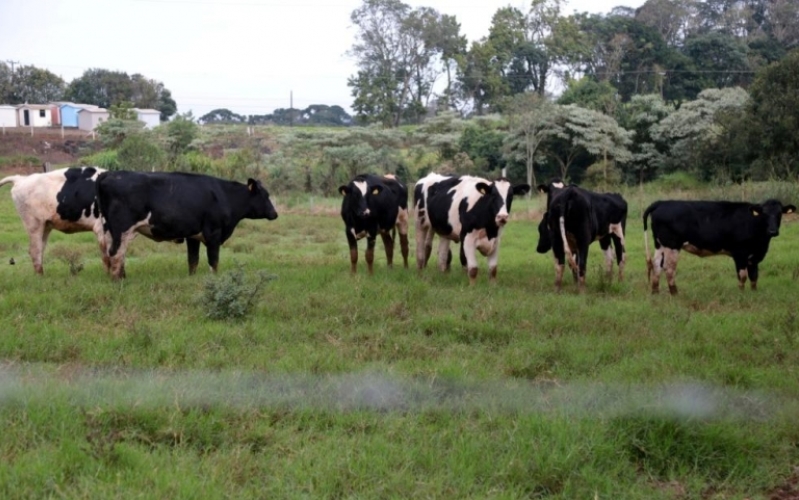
200;265;276;321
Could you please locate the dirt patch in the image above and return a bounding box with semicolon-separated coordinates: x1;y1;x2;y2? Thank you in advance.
769;467;799;500
0;129;100;166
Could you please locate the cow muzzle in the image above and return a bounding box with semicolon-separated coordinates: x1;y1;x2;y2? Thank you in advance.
769;229;779;237
358;209;371;219
496;215;509;226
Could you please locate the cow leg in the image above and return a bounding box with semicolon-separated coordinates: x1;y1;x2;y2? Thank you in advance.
577;245;589;293
414;216;427;270
461;234;479;285
600;236;614;281
747;262;759;291
651;246;664;294
396;208;409;268
664;248;680;295
27;223;49;275
380;231;395;268
346;231;358;274
610;224;627;282
187;238;201;275
554;256;565;292
436;238;451;272
486;238;501;283
107;230;137;280
206;242;221;273
93;220;111;274
365;237;376;275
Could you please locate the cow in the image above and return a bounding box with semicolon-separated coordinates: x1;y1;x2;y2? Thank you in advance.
536;179;628;292
96;171;278;279
339;173;409;274
413;172;453;270
426;175;530;284
643;199;795;294
0;166;109;274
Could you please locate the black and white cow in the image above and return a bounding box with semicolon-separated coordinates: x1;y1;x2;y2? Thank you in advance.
426;175;530;284
0;166;108;274
96;171;278;279
643;199;795;294
413;172;453;270
339;174;409;274
536;179;627;291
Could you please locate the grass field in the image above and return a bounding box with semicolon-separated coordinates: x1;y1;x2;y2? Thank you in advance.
1;180;799;498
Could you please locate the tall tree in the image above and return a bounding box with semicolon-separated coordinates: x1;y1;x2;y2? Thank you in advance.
748;49;799;177
7;65;65;104
64;69;176;120
347;0;450;126
502;93;561;189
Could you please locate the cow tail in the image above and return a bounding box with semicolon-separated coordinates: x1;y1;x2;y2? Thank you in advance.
642;203;657;283
559;215;577;272
0;175;21;188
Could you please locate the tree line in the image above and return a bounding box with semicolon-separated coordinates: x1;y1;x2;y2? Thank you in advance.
0;64;177;122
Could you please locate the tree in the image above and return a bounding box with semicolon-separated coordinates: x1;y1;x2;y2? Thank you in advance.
199;108;246;124
347;0;449;126
542;104;632;180
502;93;561;189
6;65;65;104
556;77;619;115
747;49;799;178
64;69;176;120
456;39;508;115
651;87;750;179
617;93;674;182
682;33;752;89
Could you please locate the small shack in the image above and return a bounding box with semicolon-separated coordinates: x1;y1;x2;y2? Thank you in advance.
17;104;53;127
0;105;17;127
77;107;110;131
135;108;161;129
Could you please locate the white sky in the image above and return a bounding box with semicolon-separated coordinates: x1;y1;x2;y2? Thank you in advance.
0;0;642;118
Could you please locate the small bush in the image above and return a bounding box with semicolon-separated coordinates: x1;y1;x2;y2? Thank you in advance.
201;266;275;321
582;162;623;190
118;135;166;172
79;150;120;170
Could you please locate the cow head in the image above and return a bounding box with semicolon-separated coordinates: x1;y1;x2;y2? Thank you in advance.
474;179;531;227
536;178;566;209
247;178;278;220
751;199;796;237
339;178;382;219
536;213;552;253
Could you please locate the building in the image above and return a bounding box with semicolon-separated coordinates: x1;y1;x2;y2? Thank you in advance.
58;102;101;128
17;104;53;127
0;105;17;127
77;107;110;131
134;108;161;129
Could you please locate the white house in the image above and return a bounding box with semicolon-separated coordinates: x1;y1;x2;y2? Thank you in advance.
17;104;53;127
77;107;110;131
134;108;161;129
0;105;17;127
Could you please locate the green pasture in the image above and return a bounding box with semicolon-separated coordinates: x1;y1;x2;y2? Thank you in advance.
1;183;799;498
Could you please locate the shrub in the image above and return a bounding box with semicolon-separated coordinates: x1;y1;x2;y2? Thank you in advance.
201;266;275;321
652;171;701;191
79;150;120;170
118;135;166;172
582;162;623;190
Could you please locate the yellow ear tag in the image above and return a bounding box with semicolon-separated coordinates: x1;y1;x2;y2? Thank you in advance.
479;188;486;195
752;210;760;217
787;208;795;214
372;188;379;195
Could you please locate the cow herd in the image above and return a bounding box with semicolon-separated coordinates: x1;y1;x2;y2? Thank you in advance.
0;167;795;294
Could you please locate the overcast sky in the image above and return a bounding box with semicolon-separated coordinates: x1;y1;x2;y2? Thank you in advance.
1;0;643;118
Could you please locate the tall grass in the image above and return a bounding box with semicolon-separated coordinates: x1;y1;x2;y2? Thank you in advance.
1;182;799;498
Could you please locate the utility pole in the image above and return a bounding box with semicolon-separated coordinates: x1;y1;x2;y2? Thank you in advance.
6;60;21;103
5;60;20;72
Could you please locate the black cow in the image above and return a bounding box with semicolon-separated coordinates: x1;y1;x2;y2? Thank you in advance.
96;171;278;279
426;175;530;284
643;199;795;294
0;166;108;274
339;174;409;274
537;180;628;291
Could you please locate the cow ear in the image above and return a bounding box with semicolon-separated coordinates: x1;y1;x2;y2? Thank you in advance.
783;204;796;214
750;204;762;217
339;185;350;196
247;178;257;192
513;184;531;195
475;182;490;195
371;185;383;196
536;184;548;194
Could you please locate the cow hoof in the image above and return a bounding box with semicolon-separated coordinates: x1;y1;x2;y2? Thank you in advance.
668;285;678;295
